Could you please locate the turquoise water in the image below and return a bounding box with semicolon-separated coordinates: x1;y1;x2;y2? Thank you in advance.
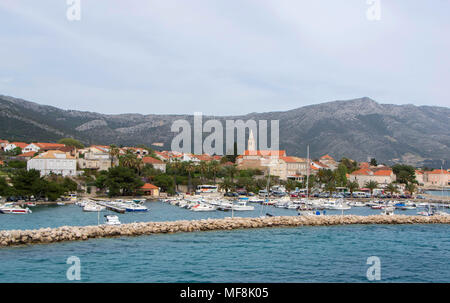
0;224;449;282
1;202;443;231
0;202;449;282
425;190;450;197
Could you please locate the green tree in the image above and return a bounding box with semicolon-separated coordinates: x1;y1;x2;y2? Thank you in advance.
0;177;12;196
324;181;336;195
58;138;84;149
317;169;335;186
104;166;144;197
11;169;42;198
109;145;121;167
385;182;398;195
340;157;358;173
208;161;220;184
392;164;417;184
364;180;378;195
219;177;235;193
152;174;175;195
334;163;348;187
370;158;378;166
405;182;417;196
347;180;359;195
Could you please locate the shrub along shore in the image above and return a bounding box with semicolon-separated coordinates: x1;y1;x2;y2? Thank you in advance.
1;215;450;247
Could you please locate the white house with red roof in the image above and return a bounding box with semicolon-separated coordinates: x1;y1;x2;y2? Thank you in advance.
0;139;9;151
4;142;28;152
349;167;396;188
27;150;77;176
142;156;166;172
319;154;338;170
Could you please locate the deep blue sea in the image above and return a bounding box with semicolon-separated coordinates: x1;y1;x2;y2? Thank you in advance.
0;202;449;282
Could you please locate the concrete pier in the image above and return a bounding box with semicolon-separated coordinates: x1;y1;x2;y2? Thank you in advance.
1;215;449;247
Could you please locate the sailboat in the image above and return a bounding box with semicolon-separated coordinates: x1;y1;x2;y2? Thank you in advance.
298;145;324;216
259;167;272;218
434;163;449;216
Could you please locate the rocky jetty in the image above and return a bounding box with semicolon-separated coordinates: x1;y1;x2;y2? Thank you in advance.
1;215;449;247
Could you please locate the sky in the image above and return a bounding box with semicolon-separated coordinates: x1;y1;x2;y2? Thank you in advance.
0;0;449;115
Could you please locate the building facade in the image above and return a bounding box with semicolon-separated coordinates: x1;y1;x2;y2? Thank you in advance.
27;150;77;176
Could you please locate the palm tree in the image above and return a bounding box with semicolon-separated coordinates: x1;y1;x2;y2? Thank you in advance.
208;161;220;184
120;150;137;169
185;161;196;193
219;178;235;193
385;182;398;196
325;181;336;196
364;180;378;195
199;161;208;183
224;164;238;182
109;145;121;167
171;159;182;192
347;180;359;196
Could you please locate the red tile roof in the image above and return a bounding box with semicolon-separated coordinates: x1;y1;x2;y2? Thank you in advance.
373;169;393;176
10;142;28;148
320;154;334;160
141;183;159;190
36;142;66;149
142;157;164;165
351;168;371;176
427;169;450;175
18;151;38;157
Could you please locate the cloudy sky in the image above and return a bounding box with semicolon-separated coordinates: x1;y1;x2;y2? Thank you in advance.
0;0;449;115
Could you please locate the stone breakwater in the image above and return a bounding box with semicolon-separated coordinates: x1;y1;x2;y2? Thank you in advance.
1;215;450;247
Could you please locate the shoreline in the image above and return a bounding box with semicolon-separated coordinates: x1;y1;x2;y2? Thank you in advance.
1;215;449;248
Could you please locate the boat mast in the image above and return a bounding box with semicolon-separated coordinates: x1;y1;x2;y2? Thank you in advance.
260;167;271;217
306;145;310;200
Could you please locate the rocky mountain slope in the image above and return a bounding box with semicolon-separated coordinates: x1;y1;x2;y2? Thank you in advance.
1;95;449;166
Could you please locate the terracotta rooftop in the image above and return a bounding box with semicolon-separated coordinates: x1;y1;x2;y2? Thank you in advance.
142;156;164;165
141;183;159;190
33;150;75;160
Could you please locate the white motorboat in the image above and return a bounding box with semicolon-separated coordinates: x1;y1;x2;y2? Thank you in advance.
285;203;299;209
104;215;121;225
231;201;255;211
0;205;32;214
191;203;217;212
124;203;148;212
83;203;106;212
248;197;265;203
324;199;351;210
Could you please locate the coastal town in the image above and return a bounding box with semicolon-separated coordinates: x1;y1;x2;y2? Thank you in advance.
0;134;448;205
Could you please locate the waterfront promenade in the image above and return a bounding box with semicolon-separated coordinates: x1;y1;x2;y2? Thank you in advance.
1;214;449;247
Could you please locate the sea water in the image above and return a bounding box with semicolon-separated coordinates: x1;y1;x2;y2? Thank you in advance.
0;202;449;282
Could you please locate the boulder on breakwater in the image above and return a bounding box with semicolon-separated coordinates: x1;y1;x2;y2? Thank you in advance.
1;215;449;247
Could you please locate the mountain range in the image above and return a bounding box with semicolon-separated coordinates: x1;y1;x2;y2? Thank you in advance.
1;94;449;167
